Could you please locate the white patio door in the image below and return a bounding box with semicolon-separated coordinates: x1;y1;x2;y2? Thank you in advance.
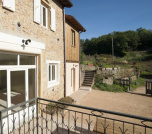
7;69;28;108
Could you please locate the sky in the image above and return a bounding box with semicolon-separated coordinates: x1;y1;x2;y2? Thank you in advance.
65;0;152;40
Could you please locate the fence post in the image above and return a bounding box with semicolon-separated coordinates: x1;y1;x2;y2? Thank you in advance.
129;77;131;91
146;81;147;94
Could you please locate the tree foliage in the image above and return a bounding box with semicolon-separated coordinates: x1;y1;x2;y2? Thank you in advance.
81;28;152;57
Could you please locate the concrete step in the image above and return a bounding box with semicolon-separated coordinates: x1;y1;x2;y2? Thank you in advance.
83;80;93;82
85;70;96;72
83;82;93;85
85;72;95;74
84;75;94;78
82;84;92;86
84;78;94;80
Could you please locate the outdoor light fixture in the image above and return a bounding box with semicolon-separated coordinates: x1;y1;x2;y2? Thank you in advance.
22;39;31;50
73;64;78;68
22;39;31;45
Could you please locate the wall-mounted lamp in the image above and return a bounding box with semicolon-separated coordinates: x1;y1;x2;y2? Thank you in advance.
22;39;31;45
22;39;31;50
73;64;78;68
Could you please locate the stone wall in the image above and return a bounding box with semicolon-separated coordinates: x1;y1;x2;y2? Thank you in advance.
0;0;65;101
103;77;113;85
101;68;135;79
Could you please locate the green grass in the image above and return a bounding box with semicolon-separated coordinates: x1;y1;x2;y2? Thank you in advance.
141;71;152;75
130;77;145;90
93;83;128;92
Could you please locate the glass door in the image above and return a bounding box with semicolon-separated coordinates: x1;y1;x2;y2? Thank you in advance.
10;70;26;107
7;69;28;110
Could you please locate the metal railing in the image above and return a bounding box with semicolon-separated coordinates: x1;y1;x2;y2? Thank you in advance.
0;97;152;134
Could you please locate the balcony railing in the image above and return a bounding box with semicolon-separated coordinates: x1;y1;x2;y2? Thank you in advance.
0;97;152;134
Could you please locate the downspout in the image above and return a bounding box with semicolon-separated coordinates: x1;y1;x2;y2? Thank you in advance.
79;31;82;88
63;7;66;97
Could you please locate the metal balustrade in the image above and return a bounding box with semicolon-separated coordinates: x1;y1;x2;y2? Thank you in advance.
0;97;152;134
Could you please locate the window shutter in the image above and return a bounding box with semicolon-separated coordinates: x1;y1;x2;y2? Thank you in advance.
50;7;56;31
2;0;15;12
34;0;41;24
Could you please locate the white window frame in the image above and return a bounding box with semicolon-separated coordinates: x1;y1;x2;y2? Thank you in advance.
49;64;57;83
46;60;60;88
0;52;38;109
40;4;48;28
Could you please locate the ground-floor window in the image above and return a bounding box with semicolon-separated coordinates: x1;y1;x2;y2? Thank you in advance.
0;52;37;115
47;60;60;88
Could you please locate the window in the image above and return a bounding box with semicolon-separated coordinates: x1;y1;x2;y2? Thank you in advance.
34;0;56;30
49;64;57;82
40;4;48;28
47;61;60;88
71;30;75;46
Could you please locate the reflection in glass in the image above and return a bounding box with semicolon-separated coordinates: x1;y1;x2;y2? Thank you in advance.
11;71;25;107
20;55;35;65
0;70;7;112
29;69;35;105
52;65;55;80
0;53;17;65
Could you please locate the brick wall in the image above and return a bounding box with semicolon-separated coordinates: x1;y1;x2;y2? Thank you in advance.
0;0;65;100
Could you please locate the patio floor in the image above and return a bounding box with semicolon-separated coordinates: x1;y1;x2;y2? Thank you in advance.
75;86;152;118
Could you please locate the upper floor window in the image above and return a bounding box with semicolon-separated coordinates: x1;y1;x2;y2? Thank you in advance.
71;30;75;46
40;4;48;28
34;0;56;31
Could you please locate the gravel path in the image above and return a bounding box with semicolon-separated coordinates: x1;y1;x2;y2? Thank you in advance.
76;86;152;118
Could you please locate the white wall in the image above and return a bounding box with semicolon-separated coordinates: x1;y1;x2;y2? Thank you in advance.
66;63;79;96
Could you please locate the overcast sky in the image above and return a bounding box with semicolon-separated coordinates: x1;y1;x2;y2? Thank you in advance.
65;0;152;39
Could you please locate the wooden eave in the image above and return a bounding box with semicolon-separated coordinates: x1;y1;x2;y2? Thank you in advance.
65;15;86;32
59;0;73;8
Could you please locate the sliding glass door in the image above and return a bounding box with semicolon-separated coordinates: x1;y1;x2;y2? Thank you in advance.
10;70;26;108
0;52;37;115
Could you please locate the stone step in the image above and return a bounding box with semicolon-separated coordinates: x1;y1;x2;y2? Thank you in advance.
85;72;95;74
85;74;94;77
85;70;96;72
84;75;94;77
83;80;92;83
83;79;93;82
82;83;92;86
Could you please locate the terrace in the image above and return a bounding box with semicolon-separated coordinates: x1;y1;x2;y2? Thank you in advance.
0;98;152;134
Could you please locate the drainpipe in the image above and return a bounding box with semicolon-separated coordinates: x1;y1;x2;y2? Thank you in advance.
63;8;66;97
79;31;82;88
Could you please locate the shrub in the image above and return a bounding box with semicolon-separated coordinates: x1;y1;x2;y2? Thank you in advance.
94;74;103;85
58;96;74;104
47;97;74;113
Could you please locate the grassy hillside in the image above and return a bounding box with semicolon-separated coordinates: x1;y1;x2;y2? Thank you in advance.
82;51;152;73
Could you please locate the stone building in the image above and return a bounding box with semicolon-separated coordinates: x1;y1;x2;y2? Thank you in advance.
0;0;73;114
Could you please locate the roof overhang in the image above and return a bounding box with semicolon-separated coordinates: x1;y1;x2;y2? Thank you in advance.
65;15;86;32
59;0;73;8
